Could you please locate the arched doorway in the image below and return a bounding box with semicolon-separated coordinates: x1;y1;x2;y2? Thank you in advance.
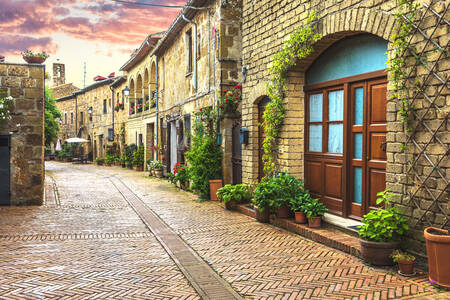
304;34;388;219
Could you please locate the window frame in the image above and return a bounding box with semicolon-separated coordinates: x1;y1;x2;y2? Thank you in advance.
186;29;193;74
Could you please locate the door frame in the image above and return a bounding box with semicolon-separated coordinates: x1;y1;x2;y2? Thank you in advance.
304;69;387;219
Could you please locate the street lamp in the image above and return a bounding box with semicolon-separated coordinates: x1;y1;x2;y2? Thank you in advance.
123;86;130;103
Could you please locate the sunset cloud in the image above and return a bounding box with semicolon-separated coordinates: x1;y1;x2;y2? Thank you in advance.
0;0;185;55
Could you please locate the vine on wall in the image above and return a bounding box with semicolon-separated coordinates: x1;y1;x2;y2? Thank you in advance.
386;0;419;152
262;13;321;175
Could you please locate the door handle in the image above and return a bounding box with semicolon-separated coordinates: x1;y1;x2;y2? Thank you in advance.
380;141;387;152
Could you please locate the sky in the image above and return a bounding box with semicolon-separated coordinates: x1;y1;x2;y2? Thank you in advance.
0;0;185;88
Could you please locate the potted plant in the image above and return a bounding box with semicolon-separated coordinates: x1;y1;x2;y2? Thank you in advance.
120;154;127;168
132;145;144;171
153;160;163;178
270;173;304;218
94;157;105;166
126;161;133;169
22;50;49;64
114;156;121;166
217;184;252;210
302;198;327;228
252;178;278;223
172;163;190;190
391;250;416;276
147;159;154;176
290;191;314;224
424;227;450;288
358;190;409;266
105;154;114;166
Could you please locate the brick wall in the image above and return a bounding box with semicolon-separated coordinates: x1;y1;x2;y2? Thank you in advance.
241;0;449;254
0;62;44;205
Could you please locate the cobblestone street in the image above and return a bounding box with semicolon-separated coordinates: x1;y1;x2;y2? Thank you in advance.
0;162;448;299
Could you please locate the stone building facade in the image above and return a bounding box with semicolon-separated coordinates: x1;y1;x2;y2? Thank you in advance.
0;62;45;205
56;93;77;141
240;0;449;254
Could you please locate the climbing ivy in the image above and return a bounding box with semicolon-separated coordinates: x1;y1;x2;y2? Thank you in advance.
387;0;419;133
262;13;321;175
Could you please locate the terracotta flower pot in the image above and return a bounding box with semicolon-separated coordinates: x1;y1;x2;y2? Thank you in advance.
127;165;132;169
294;211;307;224
23;56;46;64
398;258;415;276
276;205;291;218
308;216;322;228
105;163;111;167
255;207;270;223
225;200;237;210
155;169;163;178
360;239;401;266
424;227;450;288
135;166;143;172
209;179;223;201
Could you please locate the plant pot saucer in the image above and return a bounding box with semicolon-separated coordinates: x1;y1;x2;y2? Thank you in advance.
398;270;416;277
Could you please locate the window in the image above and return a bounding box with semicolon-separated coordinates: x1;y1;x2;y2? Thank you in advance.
162;58;165;90
139;134;143;146
70;112;73;124
80;112;84;124
64;113;67;124
103;99;107;114
186;29;193;73
307;89;344;154
109;98;111;108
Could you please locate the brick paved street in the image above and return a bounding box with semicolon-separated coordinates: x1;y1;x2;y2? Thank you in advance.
0;162;448;299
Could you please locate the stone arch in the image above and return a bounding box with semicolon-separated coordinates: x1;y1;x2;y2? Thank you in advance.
144;68;149;102
136;74;143;100
129;78;135;97
150;61;157;103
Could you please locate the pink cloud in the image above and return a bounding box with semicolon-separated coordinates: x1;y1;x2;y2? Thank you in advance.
0;0;186;55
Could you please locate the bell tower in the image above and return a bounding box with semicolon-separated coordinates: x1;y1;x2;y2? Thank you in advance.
53;62;65;86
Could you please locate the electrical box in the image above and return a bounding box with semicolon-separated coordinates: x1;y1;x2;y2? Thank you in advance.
240;128;249;145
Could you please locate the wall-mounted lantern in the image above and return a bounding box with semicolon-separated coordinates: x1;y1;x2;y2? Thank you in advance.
240;128;249;145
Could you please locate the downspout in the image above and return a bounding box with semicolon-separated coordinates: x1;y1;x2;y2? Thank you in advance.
182;14;198;97
110;85;114;142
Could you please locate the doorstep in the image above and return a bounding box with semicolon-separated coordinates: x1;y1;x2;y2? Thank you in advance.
235;204;361;257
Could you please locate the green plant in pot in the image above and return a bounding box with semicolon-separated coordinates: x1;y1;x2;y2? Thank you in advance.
94;157;105;165
391;250;416;276
153;160;163;178
301;198;327;228
120;154;127;168
105;154;114;166
358;189;409;266
147;159;154;176
252;178;278;223
290;191;314;224
270;173;303;218
217;184;252;210
132;145;144;171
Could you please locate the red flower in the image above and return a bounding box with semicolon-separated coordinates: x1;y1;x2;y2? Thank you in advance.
234;85;242;90
219;105;224;109
199;108;202;112
222;90;226;95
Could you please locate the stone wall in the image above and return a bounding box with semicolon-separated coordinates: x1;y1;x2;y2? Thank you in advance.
51;83;79;99
55;96;77;141
241;0;449;254
0;62;44;205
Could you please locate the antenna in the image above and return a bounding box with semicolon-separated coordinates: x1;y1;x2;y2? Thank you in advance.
83;62;87;88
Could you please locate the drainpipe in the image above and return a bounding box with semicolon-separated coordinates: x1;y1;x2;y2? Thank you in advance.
110;85;114;142
182;14;198;96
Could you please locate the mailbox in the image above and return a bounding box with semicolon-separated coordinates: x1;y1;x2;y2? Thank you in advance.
240;128;249;145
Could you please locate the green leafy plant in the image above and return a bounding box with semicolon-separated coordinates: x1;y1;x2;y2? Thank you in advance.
262;12;321;175
171;163;190;186
358;189;409;242
120;153;127;164
185;107;222;199
125;143;137;165
217;184;252;204
43;87;61;146
391;250;415;262
132;145;144;167
105;154;114;165
0;90;14;124
290;190;314;212
301;198;328;218
152;160;163;170
94;157;105;165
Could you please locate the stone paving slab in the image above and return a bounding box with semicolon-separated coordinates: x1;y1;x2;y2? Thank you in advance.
0;162;199;300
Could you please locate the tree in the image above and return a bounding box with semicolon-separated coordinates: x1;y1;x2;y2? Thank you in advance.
44;87;61;147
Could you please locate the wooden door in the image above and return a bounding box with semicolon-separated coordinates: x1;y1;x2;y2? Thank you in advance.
349;78;387;217
0;136;10;205
258;97;270;180
232;120;242;184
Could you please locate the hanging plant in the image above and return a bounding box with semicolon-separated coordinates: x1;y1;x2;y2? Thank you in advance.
218;84;242;118
262;12;321;175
